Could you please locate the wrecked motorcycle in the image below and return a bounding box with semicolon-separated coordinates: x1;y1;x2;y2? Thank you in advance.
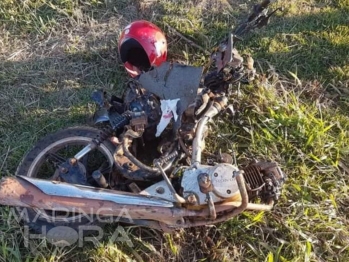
0;0;285;239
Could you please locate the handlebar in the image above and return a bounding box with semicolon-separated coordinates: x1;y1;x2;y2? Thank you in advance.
233;0;280;38
248;0;270;22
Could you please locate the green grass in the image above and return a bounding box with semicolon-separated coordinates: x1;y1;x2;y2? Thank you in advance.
1;0;349;261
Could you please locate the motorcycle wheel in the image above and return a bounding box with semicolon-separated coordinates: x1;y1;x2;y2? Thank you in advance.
15;126;116;246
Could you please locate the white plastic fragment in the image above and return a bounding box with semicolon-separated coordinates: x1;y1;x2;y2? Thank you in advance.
155;99;180;137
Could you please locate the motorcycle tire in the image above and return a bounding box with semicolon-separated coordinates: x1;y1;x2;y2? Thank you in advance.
15;126;116;246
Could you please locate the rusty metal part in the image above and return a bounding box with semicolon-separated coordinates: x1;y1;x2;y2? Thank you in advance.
59;160;87;185
155;151;178;166
130;112;148;126
212;149;234;164
192;98;228;166
154;162;186;203
140;180;181;203
214;96;229;111
0;174;275;229
128;182;141;193
179;123;196;141
114;152;159;181
114;139;161;181
185;193;197;205
0;176;186;220
179;173;248;228
114;165;160;181
185;173;272;217
92;170;109;188
0;176;204;227
183;103;196;119
114;144;161;182
178;136;191;156
0;176;178;226
218;153;233;164
211;32;244;74
69;158;77;165
242;161;285;203
206;193;217;220
129;112;147;134
195;93;210;116
182;163;241;205
122;136;160;174
18;176;173;207
215;200;274;212
198;173;211;188
198;173;212;194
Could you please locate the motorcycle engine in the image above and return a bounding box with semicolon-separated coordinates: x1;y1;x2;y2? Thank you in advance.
181;161;285;206
181;164;242;205
242;161;285;203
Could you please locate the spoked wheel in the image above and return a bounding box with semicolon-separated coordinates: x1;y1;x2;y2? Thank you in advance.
15;126;116;245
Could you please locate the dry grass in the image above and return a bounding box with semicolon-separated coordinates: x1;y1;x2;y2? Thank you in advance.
0;0;349;261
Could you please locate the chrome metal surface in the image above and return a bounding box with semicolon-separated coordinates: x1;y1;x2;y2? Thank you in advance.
191;106;219;165
74;144;94;160
211;163;240;199
140;180;179;203
19;176;174;208
181;163;241;205
154;162;186;203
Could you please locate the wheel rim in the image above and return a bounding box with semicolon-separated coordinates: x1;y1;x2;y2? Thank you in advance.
26;136;114;223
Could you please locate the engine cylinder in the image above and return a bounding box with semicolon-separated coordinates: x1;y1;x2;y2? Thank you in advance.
242;164;264;191
242;161;285;203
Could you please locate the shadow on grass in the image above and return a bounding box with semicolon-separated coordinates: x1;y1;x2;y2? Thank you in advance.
248;7;349;81
0;2;140;174
138;0;348;81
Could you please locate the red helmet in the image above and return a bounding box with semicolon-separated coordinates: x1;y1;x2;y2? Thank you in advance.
118;20;167;77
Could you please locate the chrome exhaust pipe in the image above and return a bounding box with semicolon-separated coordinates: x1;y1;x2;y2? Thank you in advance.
0;176;184;226
0;176;273;229
15;176;174;207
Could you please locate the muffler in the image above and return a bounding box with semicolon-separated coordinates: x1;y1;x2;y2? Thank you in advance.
0;176;273;229
0;176;186;226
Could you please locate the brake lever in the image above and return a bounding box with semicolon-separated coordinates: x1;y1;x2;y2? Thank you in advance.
247;2;270;22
